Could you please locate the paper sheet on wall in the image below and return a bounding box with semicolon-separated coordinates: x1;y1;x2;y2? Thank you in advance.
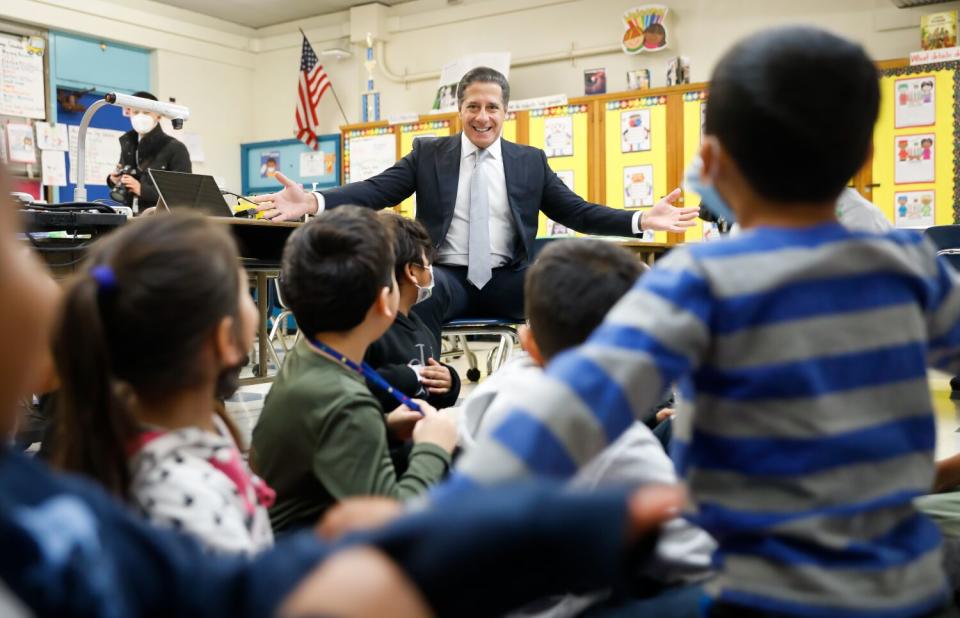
41;150;66;186
35;122;68;151
348;134;397;183
0;35;46;119
171;130;204;162
300;150;327;177
68;125;123;186
6;123;37;163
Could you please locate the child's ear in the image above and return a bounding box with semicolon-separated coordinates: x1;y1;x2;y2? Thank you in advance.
377;285;398;320
518;324;546;367
403;263;417;286
214;315;244;367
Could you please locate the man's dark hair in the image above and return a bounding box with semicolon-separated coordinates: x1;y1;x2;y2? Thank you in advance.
525;239;642;361
705;26;879;203
380;212;434;285
281;206;394;335
457;66;510;109
131;91;158;101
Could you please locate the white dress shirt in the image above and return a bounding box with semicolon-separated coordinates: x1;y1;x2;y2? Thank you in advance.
313;133;645;249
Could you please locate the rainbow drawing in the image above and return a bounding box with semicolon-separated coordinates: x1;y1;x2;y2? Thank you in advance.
621;5;670;55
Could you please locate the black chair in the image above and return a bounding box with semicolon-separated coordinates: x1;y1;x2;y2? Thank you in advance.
924;225;960;272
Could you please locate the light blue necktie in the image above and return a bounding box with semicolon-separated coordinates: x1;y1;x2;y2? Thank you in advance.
467;148;492;289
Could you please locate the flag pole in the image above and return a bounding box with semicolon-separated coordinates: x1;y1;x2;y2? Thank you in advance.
299;27;350;126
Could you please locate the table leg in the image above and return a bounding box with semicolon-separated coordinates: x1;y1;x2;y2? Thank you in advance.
257;272;269;378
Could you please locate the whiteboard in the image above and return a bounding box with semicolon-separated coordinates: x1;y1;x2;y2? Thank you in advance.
0;34;45;119
68;125;123;186
348;134;396;183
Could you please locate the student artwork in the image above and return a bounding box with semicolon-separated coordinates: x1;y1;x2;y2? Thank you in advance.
555;170;575;191
584;69;607;95
6;123;36;164
623;165;654;208
894;133;935;184
260;152;280;178
894;190;935;228
621;109;651;153
544;116;574;158
627;69;651;91
895;77;936;128
40;149;66;186
34;122;68;151
621;6;669;54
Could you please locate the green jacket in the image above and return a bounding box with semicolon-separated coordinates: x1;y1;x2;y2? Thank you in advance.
251;339;450;532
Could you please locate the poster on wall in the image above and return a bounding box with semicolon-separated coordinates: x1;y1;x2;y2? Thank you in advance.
894;190;935;228
35;122;68;151
621;5;669;54
544;116;574;158
40;149;66;186
621;109;651;153
623;164;654;207
6;123;36;163
584;68;607;95
895;77;936;128
67;125;123;186
894;133;935;184
432;52;511;112
555;170;575;191
260;151;280;178
0;34;46;120
627;69;651;91
348;134;397;183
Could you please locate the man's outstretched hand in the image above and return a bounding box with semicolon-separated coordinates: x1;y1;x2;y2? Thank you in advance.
642;188;700;233
249;172;318;221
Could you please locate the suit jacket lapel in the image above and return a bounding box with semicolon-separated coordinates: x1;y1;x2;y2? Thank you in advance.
435;134;461;220
500;139;525;224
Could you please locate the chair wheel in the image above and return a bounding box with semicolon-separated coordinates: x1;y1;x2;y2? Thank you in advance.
466;368;481;382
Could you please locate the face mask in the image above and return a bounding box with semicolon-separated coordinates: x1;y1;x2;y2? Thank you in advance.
415;265;435;304
683;146;737;224
214;355;248;400
131;113;157;135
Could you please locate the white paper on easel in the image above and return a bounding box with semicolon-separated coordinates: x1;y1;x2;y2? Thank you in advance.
40;149;66;186
0;34;45;119
348;134;397;182
6;123;36;163
35;122;69;151
68;125;123;186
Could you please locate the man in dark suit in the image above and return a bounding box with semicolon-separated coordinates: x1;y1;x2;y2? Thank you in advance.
253;67;698;339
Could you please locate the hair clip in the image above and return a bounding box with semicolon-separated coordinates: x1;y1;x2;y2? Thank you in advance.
91;265;118;292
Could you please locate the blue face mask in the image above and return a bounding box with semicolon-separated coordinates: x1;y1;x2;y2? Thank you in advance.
683;151;737;223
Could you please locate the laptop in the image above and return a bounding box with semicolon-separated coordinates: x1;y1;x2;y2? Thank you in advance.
149;169;235;217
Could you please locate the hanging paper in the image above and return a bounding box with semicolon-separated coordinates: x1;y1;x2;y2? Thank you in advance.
6;123;37;163
35;122;69;151
40;150;67;186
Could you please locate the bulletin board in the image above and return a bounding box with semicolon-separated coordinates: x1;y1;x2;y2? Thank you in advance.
603;95;669;243
241;136;340;195
681;90;709;242
872;63;958;229
342;124;398;187
397;115;456;218
528;103;591;237
502;112;518;143
0;27;48;200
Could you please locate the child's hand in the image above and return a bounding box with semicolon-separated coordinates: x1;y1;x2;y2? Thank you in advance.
419;358;452;395
412;400;458;453
655;408;675;423
317;496;404;540
386;405;422;442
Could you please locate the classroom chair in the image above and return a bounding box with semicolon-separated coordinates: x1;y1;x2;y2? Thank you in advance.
441;318;522;382
925;225;960;400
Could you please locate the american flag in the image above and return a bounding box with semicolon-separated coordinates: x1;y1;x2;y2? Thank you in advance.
295;35;330;150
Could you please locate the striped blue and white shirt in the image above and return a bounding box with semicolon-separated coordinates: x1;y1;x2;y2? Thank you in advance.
451;222;959;617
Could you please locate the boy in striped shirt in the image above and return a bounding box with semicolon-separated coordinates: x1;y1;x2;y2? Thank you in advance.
449;27;960;617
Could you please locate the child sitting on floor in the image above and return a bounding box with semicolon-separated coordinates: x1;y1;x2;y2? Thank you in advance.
252;206;457;533
459;239;714;615
365;212;461;413
453;26;960;617
52;213;274;555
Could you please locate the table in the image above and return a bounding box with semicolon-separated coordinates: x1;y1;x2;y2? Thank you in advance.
616;240;674;265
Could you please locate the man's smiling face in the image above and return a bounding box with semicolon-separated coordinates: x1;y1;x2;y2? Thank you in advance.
459;81;505;150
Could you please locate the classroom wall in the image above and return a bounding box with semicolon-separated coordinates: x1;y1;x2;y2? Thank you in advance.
249;0;960;141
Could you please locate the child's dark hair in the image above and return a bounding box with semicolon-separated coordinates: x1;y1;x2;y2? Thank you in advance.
53;213;244;497
705;26;879;203
525;239;642;361
380;212;434;284
281;206;394;336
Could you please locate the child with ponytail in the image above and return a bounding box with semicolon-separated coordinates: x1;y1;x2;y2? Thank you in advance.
52;212;275;555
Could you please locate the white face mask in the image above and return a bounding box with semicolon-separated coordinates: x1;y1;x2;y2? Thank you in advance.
415;265;435;304
131;113;157;135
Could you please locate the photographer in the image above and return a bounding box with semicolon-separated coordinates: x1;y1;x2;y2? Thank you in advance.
106;91;191;212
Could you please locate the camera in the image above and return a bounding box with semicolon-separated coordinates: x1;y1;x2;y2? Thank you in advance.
110;165;140;204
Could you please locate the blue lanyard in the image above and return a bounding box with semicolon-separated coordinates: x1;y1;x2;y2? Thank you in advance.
311;339;422;414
